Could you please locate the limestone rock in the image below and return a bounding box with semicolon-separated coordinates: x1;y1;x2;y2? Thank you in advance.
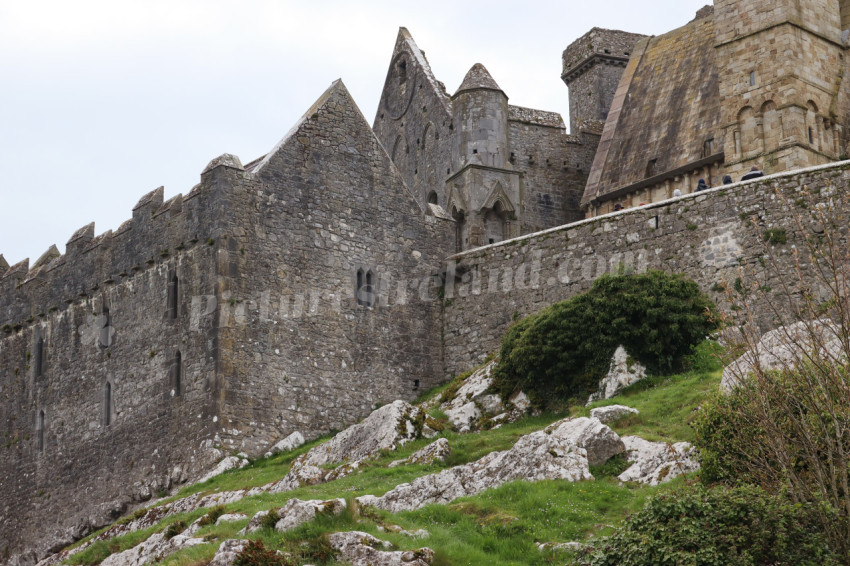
198;456;250;484
721;320;844;392
358;425;591;512
439;361;531;432
215;513;248;525
269;401;426;493
546;417;624;466
617;436;699;485
241;510;271;534
590;404;639;424
537;541;586;552
99;531;205;566
588;346;647;404
327;531;434;566
443;401;481;433
263;431;305;458
275;498;347;532
208;540;250;566
389;438;451;468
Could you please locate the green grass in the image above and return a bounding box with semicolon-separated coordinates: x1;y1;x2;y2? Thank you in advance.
62;343;722;566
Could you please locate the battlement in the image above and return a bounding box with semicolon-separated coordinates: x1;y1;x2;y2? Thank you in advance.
0;153;249;332
561;27;647;84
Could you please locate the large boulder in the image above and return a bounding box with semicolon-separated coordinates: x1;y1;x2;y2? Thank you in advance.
327;531;434;565
99;530;204;566
197;456;250;484
617;436;699;485
588;346;647;404
721;320;844;392
263;431;305;458
358;422;591;512
546;417;624;466
208;540;249;566
439;361;531;432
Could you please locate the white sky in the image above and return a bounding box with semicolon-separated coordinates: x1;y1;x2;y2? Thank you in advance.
0;0;709;266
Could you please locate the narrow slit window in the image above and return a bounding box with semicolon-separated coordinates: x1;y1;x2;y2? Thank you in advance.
174;351;182;397
749;71;756;86
104;382;112;426
37;410;44;452
167;273;179;319
99;307;112;348
356;269;365;306
365;271;375;307
34;337;44;378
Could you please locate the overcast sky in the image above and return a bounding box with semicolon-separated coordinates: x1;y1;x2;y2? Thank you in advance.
0;0;709;266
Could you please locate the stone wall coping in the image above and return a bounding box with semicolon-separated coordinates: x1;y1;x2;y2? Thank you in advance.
449;159;850;260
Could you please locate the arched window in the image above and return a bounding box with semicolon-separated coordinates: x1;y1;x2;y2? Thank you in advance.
737;106;756;156
806;101;820;150
356;268;365;306
167;272;179;320
365;270;375;307
484;201;509;245
104;382;112;426
761;101;780;153
174;351;182;397
36;410;44;452
427;191;439;205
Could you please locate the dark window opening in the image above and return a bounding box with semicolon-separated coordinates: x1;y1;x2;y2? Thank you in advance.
365;271;375;307
472;149;478;154
37;410;44;452
703;138;715;157
174;351;182;397
427;191;439;205
34;337;44;378
398;60;407;84
168;272;179;320
104;382;112;426
99;307;113;348
809;127;814;144
356;269;364;306
356;269;376;307
604;49;610;54
414;168;418;175
413;379;420;389
646;159;657;177
446;168;450;175
489;238;495;244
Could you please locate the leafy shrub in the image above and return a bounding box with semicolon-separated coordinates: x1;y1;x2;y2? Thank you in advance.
162;520;186;540
259;508;280;530
579;485;839;566
493;271;716;409
233;540;293;566
197;504;227;527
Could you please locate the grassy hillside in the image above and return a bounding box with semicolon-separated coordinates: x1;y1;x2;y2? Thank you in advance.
63;345;722;566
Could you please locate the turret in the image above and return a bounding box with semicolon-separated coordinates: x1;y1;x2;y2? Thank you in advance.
451;64;510;170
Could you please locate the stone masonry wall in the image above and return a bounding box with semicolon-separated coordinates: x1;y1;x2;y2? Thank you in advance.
507;112;594;231
211;81;454;456
0;181;228;561
443;160;850;376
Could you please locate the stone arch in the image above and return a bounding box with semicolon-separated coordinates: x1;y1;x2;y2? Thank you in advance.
760;100;781;153
427;191;439;205
737;106;757;156
484;200;510;245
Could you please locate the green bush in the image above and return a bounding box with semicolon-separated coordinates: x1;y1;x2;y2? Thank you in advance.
493;271;717;409
579;485;839;566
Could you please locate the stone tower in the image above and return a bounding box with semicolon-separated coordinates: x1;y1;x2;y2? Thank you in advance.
446;64;521;250
715;0;848;179
561;28;648;134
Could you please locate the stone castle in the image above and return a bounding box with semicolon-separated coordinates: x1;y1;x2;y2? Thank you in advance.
3;1;850;562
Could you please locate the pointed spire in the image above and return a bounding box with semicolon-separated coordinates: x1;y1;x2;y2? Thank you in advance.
454;63;504;97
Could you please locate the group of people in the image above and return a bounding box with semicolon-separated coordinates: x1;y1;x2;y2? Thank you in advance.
613;165;765;211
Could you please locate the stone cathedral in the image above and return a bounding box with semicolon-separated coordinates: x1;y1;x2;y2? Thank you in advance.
3;1;850;562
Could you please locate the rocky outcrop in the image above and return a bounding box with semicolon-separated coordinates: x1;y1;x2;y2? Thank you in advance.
208;540;250;566
197;456;250;484
546;417;624;466
358;420;592;512
275;498;347;532
721;320;844;392
588;346;647;404
215;513;248;525
99;530;205;566
590;404;639;424
617;436;699;485
389;439;451;468
263;431;305;458
327;531;434;565
439;361;530;432
269;400;431;493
